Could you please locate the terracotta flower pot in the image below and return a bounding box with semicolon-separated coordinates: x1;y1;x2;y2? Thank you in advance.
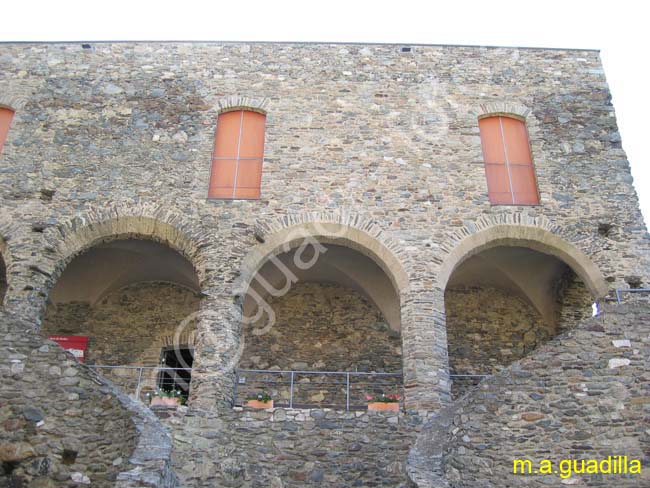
367;402;400;412
150;397;181;407
245;399;273;409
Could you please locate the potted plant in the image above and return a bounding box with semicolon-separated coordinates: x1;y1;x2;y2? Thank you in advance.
147;389;186;408
244;391;273;409
366;393;401;412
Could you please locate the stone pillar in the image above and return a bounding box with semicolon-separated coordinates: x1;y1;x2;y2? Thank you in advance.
188;292;243;410
0;231;53;327
400;286;451;411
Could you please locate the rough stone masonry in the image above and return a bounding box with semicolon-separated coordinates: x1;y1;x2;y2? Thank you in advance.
0;41;649;486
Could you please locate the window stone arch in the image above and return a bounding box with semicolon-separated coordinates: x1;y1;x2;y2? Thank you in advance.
214;95;269;115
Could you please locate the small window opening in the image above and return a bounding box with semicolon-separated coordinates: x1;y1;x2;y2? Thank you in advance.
598;223;613;237
625;276;643;289
0;255;7;307
400;46;412;53
158;346;194;400
81;43;92;49
62;449;78;465
40;188;55;201
2;461;18;476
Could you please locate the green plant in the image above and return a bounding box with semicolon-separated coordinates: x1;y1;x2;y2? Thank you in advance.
365;393;401;403
245;391;272;402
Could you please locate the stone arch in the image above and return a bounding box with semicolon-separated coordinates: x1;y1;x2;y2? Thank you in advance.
238;216;410;336
43;205;213;295
237;218;409;340
229;213;445;408
0;91;29;111
32;205;242;408
439;220;608;398
438;223;608;298
241;213;411;293
37;205;217;334
37;204;228;405
470;100;532;120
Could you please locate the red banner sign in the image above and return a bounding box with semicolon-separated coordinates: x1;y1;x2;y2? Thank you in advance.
48;336;89;362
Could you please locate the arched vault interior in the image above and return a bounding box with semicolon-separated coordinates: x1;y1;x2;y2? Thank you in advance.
49;239;200;305
447;246;586;329
42;238;201;378
445;245;594;399
243;244;401;331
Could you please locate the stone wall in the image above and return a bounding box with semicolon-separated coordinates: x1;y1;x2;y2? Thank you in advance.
160;406;424;488
408;300;650;487
557;272;594;334
445;272;594;399
0;41;648;409
0;310;137;487
445;286;549;398
237;282;403;407
240;282;401;372
42;282;200;366
1;40;648;487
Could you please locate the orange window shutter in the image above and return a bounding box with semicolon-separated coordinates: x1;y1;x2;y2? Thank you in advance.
514;191;540;206
213;111;242;158
502;117;539;205
209;159;238;198
209;111;240;198
484;164;512;204
209;110;265;199
239;111;266;158
234;159;263;199
479;117;506;164
0;108;15;155
509;164;539;204
502;116;533;164
480;116;511;204
235;111;265;199
479;115;539;205
233;186;261;199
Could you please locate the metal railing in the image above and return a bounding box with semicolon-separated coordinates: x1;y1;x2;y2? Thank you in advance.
235;369;403;411
615;288;650;303
86;365;489;406
88;365;192;403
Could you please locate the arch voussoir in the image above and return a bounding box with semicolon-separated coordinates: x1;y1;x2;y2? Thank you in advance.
438;217;607;299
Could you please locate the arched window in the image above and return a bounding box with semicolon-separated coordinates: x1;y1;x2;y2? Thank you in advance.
0;107;15;155
209;110;266;199
478;115;539;205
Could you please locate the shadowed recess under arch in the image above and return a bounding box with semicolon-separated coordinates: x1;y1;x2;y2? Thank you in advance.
238;221;410;332
438;224;608;299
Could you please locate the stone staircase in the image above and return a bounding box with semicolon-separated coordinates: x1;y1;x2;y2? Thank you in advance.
406;301;650;487
0;310;177;488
